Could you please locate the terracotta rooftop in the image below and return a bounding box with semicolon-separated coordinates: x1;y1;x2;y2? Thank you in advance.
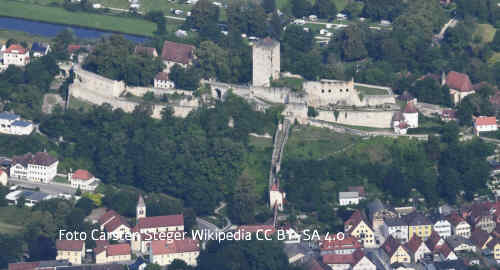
106;243;131;256
136;214;184;230
134;45;158;57
344;210;366;234
434;243;453;257
5;44;27;54
320;235;361;251
446;212;466;226
426;231;443;251
322;249;363;265
154;72;170;81
406;235;424;254
382;236;404;257
67;44;81;54
103;214;129;233
474;116;497;126
56;240;84;251
8;262;40;270
403;102;417;114
161;40;195;65
98;210;120;225
12;152;58;167
446;71;474;92
150;238;199;255
470;229;490;248
72;169;93;180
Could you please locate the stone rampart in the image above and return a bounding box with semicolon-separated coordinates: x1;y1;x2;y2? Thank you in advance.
72;66;125;97
315;109;395;128
126;86;194;97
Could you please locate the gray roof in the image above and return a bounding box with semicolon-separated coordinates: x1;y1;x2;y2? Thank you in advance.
0;112;19;120
367;199;385;218
404;211;432;226
339;192;359;199
384;217;407;227
445;235;473;249
12;120;32;127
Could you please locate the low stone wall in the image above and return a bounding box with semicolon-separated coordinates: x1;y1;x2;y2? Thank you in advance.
126;86;194;97
315;109;395;128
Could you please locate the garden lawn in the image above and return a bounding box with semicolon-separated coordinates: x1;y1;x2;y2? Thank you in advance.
0;0;157;36
474;23;496;43
354;85;389;95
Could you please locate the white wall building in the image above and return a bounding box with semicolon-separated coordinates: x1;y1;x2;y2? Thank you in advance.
10;152;58;183
154;72;175;89
339;192;360;206
68;169;100;191
269;183;285;211
252;38;280;87
0;112;34;135
473;116;497;135
150;239;200;266
432;216;452;239
402;102;418;128
2;44;30;66
383;218;409;243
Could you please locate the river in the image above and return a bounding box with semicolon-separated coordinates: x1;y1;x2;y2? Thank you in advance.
0;16;148;43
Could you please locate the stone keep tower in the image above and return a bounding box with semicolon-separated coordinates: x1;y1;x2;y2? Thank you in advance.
253;37;280;87
136;195;146;220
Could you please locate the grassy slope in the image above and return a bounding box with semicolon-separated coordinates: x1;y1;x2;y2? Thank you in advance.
0;207;32;234
284;125;361;160
0;0;158;36
475;23;496;43
355;85;389;95
243;136;273;199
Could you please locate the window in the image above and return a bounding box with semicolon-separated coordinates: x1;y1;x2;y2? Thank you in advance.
321;90;325;93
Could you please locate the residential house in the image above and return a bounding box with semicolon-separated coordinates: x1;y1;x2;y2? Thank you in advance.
98;210;131;241
0;112;34;135
381;236;411;264
473;116;497;135
405;212;433;241
393;112;409;135
338;192;361;206
55;240;85;265
383;217;409;242
322;250;375;270
31;42;51;57
94;243;131;264
486;238;500;262
10;152;58;183
433;243;458;262
467;202;496;233
160;41;195;72
443;71;475;105
351;253;376;270
344;210;376;248
0;169;7;186
320;235;361;255
2;44;30;66
426;231;446;252
430;214;452;239
131;196;185;253
68;169;100;191
134;45;158;58
402;102;418;128
405;235;430;263
445;235;476;252
470;229;492;251
367;199;397;231
441;110;457;122
153;72;175;89
284;244;305;264
446;213;471;238
149;238;200;266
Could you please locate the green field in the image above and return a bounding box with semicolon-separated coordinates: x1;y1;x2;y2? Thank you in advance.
277;0;348;11
284;125;361;160
68;96;95;111
244;136;273;198
474;23;496;43
0;0;158;36
0;207;32;233
355;85;389;95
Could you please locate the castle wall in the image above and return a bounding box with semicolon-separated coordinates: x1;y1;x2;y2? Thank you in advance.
73;66;125;97
304;79;361;107
363;95;397;106
315;109;395;128
126;86;194;97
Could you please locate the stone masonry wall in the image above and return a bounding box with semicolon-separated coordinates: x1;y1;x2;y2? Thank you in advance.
315;109;395;128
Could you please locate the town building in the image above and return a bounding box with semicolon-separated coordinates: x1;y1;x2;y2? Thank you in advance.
426;231;446;252
161;41;195;72
486;238;500;262
446;213;471;239
134;45;158;58
0;169;7;186
405;235;430;263
252;37;280;87
322;250;375;270
68;169;100;191
2;44;30;66
405;212;433;241
430;214;452;239
443;71;475;105
467;202;496;233
383;217;409;242
344;210;376;248
320;235;361;255
0;112;34;135
94;243;131;264
154;72;175;89
98;210;130;241
381;236;411;264
402;102;418;128
338;192;360;206
470;229;492;251
445;235;476;252
367;199;397;231
269;183;285;211
131;195;185;253
55;240;85;265
31;42;51;57
10;152;58;183
8;260;70;270
149;238;200;266
473;116;497;136
433;243;458;262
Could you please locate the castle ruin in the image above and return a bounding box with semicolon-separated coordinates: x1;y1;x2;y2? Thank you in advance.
252;38;280;87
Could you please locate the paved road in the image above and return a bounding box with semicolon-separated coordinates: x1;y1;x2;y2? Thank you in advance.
8;177;76;195
196;217;221;233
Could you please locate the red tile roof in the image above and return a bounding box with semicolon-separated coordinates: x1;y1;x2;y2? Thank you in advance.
320;235;361;251
150;238;199;255
406;235;424;254
5;44;27;54
322;250;363;265
435;243;453;257
471;229;490;248
98;210;120;225
56;240;84;251
446;213;466;226
103;214;129;233
403;102;417;114
382;236;404;257
106;243;131;256
8;262;40;270
426;231;443;251
154;72;170;81
344;210;368;234
67;44;81;54
446;71;474;92
136;214;184;230
134;45;158;57
161;41;195;65
474;116;497;126
72;169;93;180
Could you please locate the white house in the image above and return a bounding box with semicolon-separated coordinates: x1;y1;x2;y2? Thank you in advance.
383;217;409;242
473;116;497;135
406;236;431;263
154;72;175;89
339;192;360;206
95;243;132;264
149;238;200;266
0;112;34;135
98;210;131;241
69;169;100;191
2;44;30;66
0;170;7;186
403;102;418;128
10;152;58;183
446;213;471;239
432;215;452;239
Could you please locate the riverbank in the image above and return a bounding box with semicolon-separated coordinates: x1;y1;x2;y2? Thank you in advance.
0;29;51;44
0;0;161;37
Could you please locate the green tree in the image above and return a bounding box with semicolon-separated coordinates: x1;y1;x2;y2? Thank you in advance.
144;263;161;270
313;0;337;19
491;30;500;51
229;176;257;225
145;10;167;35
340;25;368;61
269;12;282;40
291;0;312;18
262;0;276;13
